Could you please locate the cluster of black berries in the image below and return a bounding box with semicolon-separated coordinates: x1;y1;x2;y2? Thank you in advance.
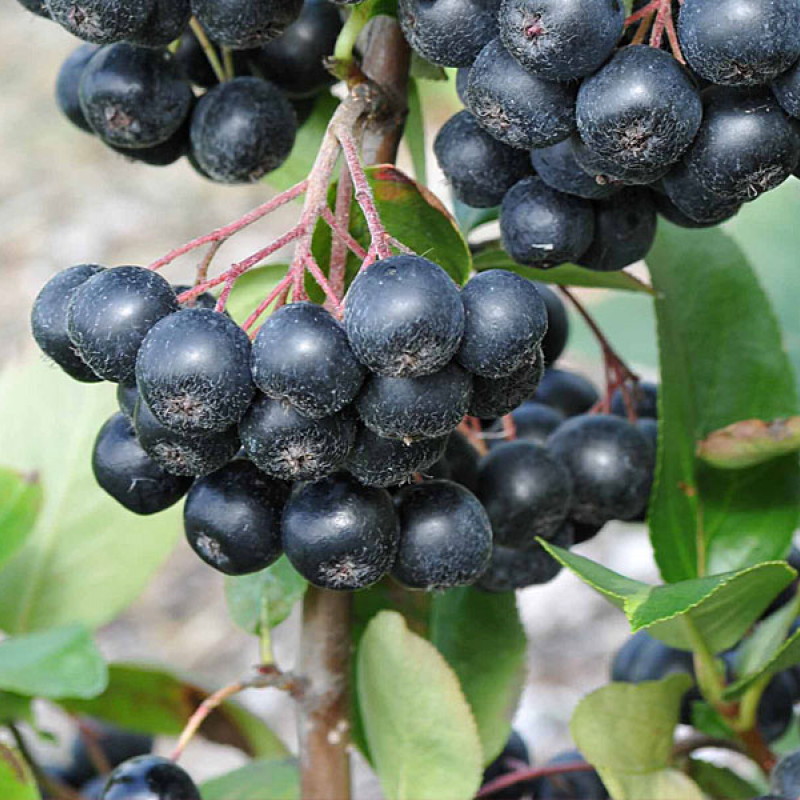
16;0;342;182
425;0;800;271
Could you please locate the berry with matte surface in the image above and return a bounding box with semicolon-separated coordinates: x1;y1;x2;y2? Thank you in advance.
611;630;693;684
466;38;577;150
190;77;297;184
56;45;98;134
679;0;800;86
67;265;178;384
500;176;594;268
532;368;599;417
251;302;364;419
398;0;500;67
611;381;658;419
282;474;400;590
548;414;653;525
92;413;190;514
357;361;472;441
136;308;254;433
344;255;464;378
15;0;51;18
79;44;192;149
770;750;800;798
535;282;569;365
117;383;139;419
499;0;623;81
773;58;800;118
101;755;199;800
240;394;356;481
661;159;743;224
477;440;572;547
191;0;303;48
438;430;480;491
469;348;544;418
477;522;572;592
455;67;470;104
31;263;106;383
434;111;531;208
576;46;702;177
346;427;447;488
392;480;492;589
487;401;564;448
129;0;190;47
531;137;620;201
184;460;287;575
458;269;547;378
579;188;657;272
253;0;342;98
676;86;800;203
535;751;609;799
572;130;669;187
133;399;240;477
45;0;152;44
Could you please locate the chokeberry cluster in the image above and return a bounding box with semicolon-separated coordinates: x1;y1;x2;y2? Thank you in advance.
430;0;800;271
31;249;659;597
17;0;343;182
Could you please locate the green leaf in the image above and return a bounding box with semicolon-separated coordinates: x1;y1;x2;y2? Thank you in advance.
404;80;426;185
0;360;183;633
734;595;799;679
452;201;499;234
472;242;653;293
311;165;472;291
409;52;447;81
0;468;42;570
0;625;107;700
357;611;483;800
60;664;287;758
647;223;800;582
225;264;289;327
0;694;32;725
604;769;706;800
697;416;800;469
725;623;800;699
430;588;527;765
266;93;339;192
543;543;794;653
690;701;735;739
0;746;39;800
225;556;307;635
572;675;691;774
200;759;299;800
688;758;765;800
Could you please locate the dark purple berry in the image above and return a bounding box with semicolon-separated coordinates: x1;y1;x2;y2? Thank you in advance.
101;755;200;800
191;0;303;48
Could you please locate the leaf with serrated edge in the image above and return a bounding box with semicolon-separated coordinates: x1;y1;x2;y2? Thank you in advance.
471;243;652;293
430;588;527;764
225;556;307;635
697;417;800;469
647;223;799;582
0;360;182;633
0;468;42;570
543;543;793;653
0;625;107;700
0;745;39;800
200;759;299;800
725;623;800;700
571;675;692;774
59;664;286;758
357;611;483;800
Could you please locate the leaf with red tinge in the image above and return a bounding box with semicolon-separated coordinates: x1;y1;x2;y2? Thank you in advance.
697;416;800;469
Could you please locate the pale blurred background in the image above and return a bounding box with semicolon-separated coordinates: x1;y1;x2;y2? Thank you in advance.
7;0;797;792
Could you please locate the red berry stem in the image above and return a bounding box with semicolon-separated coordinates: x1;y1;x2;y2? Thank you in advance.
476;761;596;798
329;164;354;300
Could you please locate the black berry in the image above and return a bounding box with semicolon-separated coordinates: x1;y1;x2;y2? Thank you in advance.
535;282;569;365
469;349;544;418
487;401;564;448
191;0;303;48
101;755;200;800
281;474;400;590
531;137;620;201
129;0;191;47
610;381;658;418
532;368;599;416
56;44;99;134
45;0;152;44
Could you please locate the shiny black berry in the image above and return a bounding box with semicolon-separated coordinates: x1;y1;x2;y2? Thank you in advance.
56;44;98;134
531;137;620;201
191;0;303;48
486;401;564;448
536;282;569;365
469;349;544;419
101;755;200;800
532;368;599;416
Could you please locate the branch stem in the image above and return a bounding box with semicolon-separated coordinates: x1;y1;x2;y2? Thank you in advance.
188;18;226;85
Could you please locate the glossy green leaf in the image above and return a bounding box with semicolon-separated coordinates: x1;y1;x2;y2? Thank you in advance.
430;588;527;764
0;360;183;633
690;701;735;739
60;664;287;758
647;223;800;582
0;468;42;570
357;611;483;800
543;543;793;653
266;93;339;192
697;416;800;469
472;242;653;293
688;759;765;800
404;80;426;185
0;625;107;700
0;746;39;800
225;556;307;635
734;595;799;679
311;165;472;291
225;264;289;328
200;759;298;800
725;625;800;699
